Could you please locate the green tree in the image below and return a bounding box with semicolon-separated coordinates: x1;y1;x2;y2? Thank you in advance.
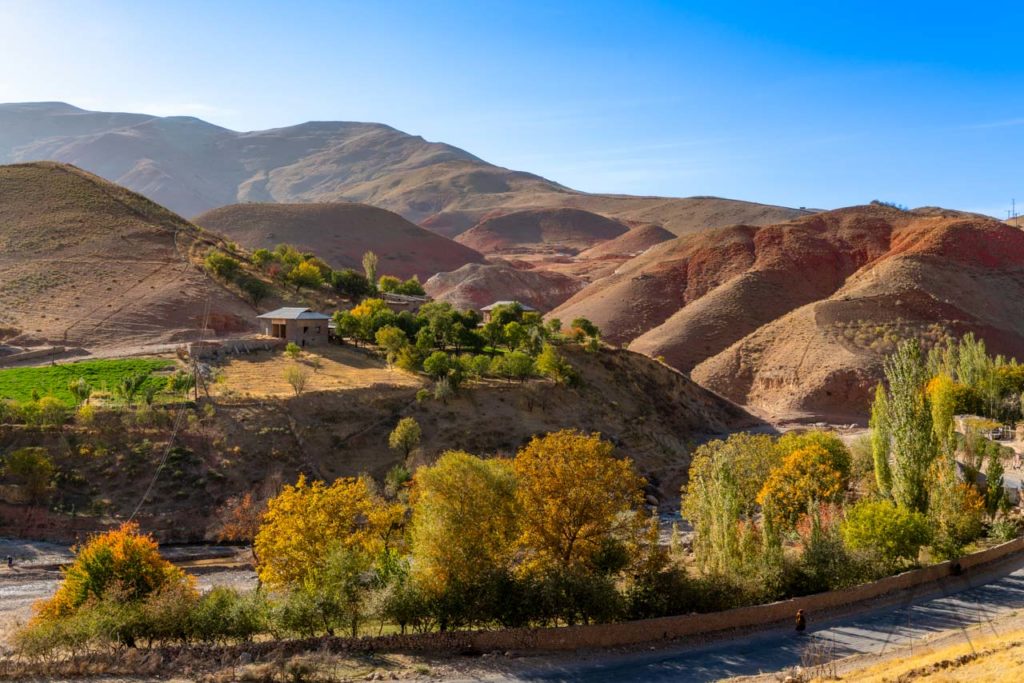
397;276;426;296
409;451;518;599
684;433;780;518
503;321;526;351
388;417;422;460
238;275;271;306
571;317;600;342
362;251;379;289
985;449;1009;517
840;499;931;571
422;351;452;380
869;383;893;497
883;340;936;512
332;268;373;301
205;250;240;279
2;447;55;506
378;275;402;293
536;343;575;384
375;325;409;367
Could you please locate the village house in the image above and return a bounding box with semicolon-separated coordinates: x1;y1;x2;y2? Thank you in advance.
257;307;331;347
480;300;537;323
382;292;430;314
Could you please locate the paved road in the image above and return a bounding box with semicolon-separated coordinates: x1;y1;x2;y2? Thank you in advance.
497;555;1024;682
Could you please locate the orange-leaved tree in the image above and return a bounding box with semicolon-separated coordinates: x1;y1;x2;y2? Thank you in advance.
253;475;405;588
34;522;194;620
757;445;846;529
513;429;645;574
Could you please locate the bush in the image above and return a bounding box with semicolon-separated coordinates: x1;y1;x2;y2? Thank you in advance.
840;499;931;570
205;250;240;279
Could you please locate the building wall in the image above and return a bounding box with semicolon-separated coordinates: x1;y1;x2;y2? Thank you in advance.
261;318;328;347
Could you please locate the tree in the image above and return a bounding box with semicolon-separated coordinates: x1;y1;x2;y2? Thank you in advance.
114;372;148;408
362;251;379;289
928;457;986;559
774;430;851;480
840;499;931;571
34;522;194;619
238;275;271;306
513;430;645;574
683;433;780;519
253;476;404;588
545;318;563;338
536;343;575;384
481;320;505;350
422;351;452;380
68;377;92;406
252;248;274;268
287;261;324;290
504;351;535;382
883;340;936;512
332;268;373;301
375;325;409;367
378;275;402;293
285;342;302;359
985;449;1009;517
869;383;892;497
756;446;846;529
397;276;425;296
2;447;55;506
504;321;526;351
570;317;600;342
388;417;422;460
285;365;310;396
409;451;518;596
927;373;958;457
205;250;240;279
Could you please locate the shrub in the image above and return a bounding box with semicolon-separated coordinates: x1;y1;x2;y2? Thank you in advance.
33;522;195;620
284;366;310;396
2;447;54;505
284;342;302;359
840;499;931;570
205;250;240;279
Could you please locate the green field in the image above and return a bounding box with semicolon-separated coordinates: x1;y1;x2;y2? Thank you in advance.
0;358;176;405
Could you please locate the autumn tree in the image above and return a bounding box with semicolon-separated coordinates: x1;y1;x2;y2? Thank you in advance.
388;417;422;460
684;433;780;518
513;430;645;574
287;261;324;290
757;445;846;529
34;522;194;619
840;499;931;571
409;451;518;597
253;476;404;588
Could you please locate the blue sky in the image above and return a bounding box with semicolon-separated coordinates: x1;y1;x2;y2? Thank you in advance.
0;1;1022;216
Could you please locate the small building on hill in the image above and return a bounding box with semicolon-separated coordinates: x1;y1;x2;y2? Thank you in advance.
257;307;331;347
480;300;537;323
383;292;430;314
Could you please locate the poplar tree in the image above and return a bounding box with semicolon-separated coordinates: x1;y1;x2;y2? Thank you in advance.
884;340;937;513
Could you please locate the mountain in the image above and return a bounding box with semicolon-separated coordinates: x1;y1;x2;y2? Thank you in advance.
193;203;485;281
554;205;1024;420
0;162;265;351
424;262;585;312
0;102;807;237
454;208;630;255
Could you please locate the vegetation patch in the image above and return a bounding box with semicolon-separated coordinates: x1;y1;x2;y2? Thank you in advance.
0;358;174;405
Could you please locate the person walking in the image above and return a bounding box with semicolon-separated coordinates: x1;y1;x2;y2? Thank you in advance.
795;609;807;633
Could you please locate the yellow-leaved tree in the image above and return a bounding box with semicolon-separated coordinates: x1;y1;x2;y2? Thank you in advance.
254;476;405;588
757;445;846;529
513;430;645;574
409;450;518;594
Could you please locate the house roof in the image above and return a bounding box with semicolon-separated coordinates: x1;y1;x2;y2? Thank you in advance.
480;300;537;312
257;307;331;320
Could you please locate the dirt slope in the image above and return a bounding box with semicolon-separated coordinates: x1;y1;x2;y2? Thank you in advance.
193;203;485;280
0;162;262;350
551;204;1024;420
424;262;585;312
693;213;1024;420
455;208;630;254
0;102;807;236
578;223;676;259
0;346;760;541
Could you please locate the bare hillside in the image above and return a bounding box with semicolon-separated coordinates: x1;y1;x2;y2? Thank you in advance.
0;102;807;237
554;204;1024;419
194;203;485;280
424;262;585;312
455;208;630;255
0;162;262;350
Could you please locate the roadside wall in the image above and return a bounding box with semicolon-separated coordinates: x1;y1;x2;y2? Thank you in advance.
240;536;1024;657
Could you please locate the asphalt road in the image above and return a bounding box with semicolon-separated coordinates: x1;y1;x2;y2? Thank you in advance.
495;554;1024;682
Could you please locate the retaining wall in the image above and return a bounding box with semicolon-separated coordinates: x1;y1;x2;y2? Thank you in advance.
0;347;66;367
255;536;1024;656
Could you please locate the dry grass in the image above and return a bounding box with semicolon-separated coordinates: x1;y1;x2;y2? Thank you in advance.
830;628;1024;682
210;346;422;399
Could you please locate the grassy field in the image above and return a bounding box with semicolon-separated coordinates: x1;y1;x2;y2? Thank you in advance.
0;358;175;405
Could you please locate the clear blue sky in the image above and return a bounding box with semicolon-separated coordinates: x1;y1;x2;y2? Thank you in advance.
1;0;1022;216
